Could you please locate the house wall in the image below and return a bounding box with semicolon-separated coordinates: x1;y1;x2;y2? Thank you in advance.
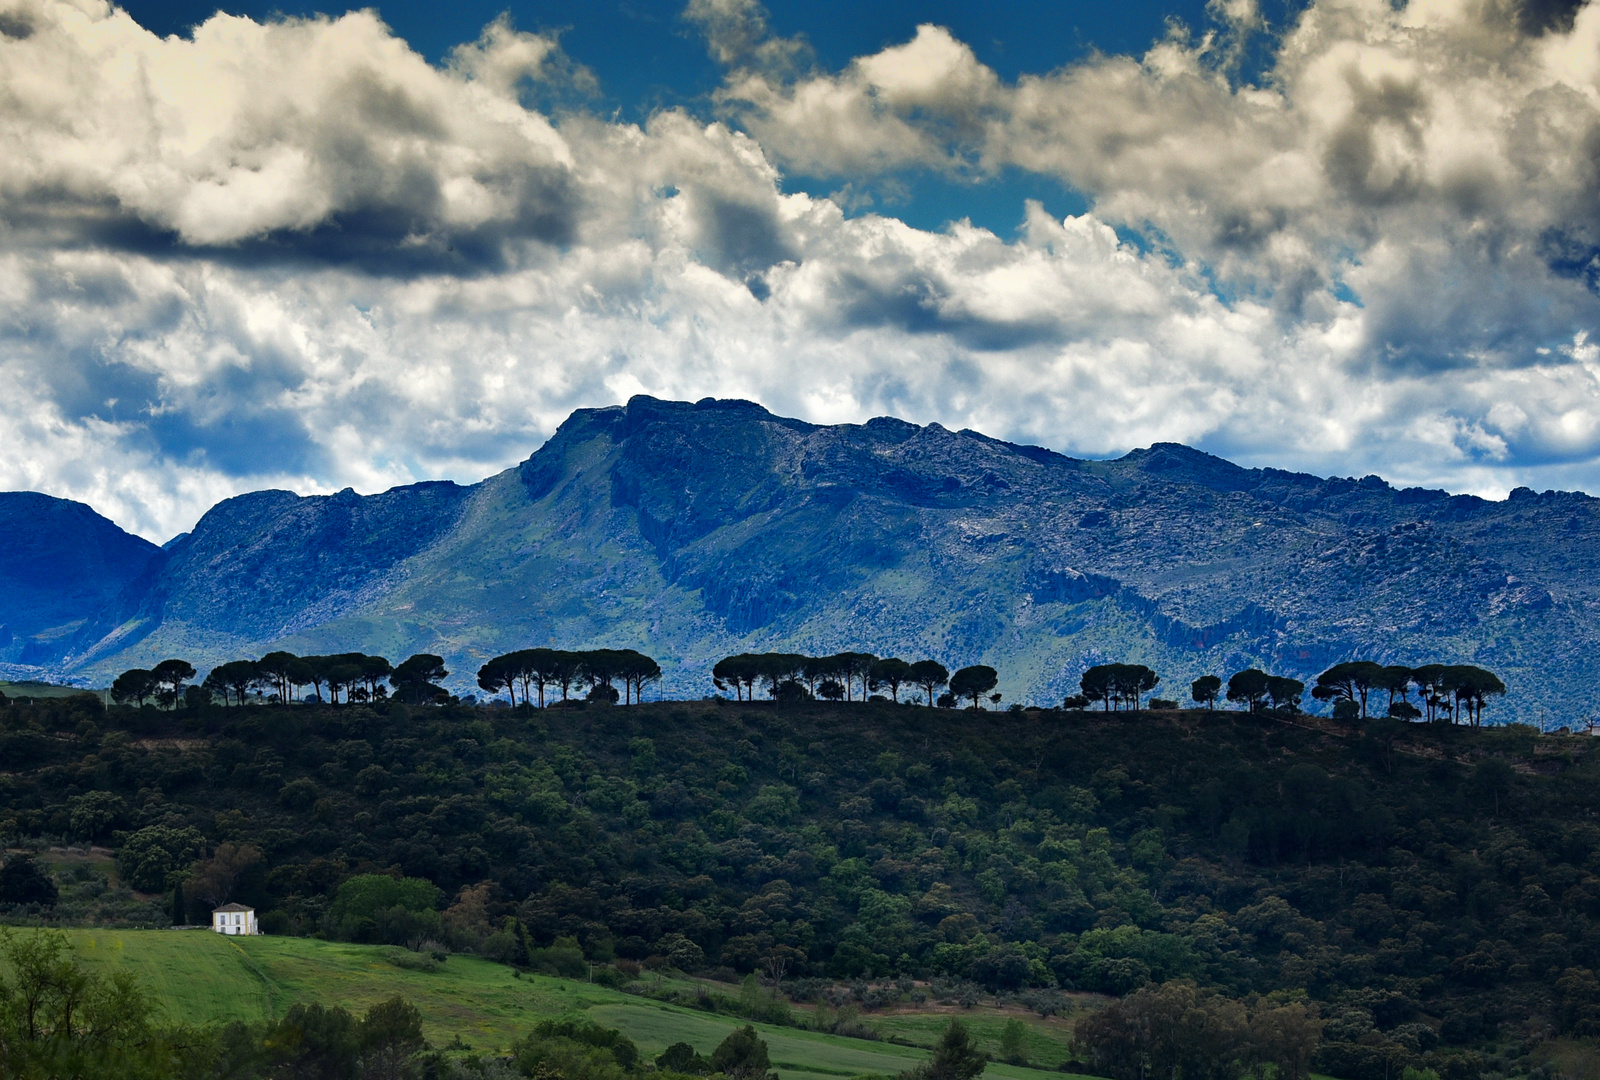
211;910;259;935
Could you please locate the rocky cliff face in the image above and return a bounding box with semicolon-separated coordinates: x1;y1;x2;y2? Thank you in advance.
9;396;1598;724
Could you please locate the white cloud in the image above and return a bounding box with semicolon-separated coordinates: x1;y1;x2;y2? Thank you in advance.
1;0;1599;542
719;3;1600;354
0;0;579;257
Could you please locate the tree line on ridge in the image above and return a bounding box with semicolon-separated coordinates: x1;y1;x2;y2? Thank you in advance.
111;652;450;708
710;653;1004;709
476;648;662;706
109;643;1508;725
1062;659;1506;725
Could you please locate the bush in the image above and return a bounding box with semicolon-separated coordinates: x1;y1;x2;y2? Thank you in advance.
68;791;125;840
1000;1017;1029;1065
900;1021;986;1080
278;777;319;810
711;1025;775;1080
326;874;441;942
383;947;443;972
0;856;58;907
971;944;1032;992
657;1042;710;1075
116;825;204;893
528;937;588;978
531;1019;638;1069
512;1020;636;1080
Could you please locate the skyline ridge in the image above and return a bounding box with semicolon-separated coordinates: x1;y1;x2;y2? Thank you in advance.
3;395;1595;727
14;395;1584;547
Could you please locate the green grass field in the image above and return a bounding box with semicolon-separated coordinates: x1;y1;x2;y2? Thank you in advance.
865;1011;1082;1070
55;929;1090;1079
0;680;106;701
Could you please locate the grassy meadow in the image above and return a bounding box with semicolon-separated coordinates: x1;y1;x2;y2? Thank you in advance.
58;929;1089;1080
0;680;106;702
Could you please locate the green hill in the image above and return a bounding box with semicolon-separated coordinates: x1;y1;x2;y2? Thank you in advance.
4;689;1598;1080
59;928;1081;1080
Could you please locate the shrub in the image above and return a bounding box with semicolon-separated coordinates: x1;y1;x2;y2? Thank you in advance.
528;936;588;978
710;1025;775;1080
657;1042;710;1075
0;856;58;907
116;825;204;893
326;874;441;943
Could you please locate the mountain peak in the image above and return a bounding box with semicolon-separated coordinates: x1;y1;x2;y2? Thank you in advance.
4;399;1598;726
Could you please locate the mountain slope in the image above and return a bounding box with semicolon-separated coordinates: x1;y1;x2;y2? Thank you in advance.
15;396;1600;724
0;492;160;669
62;481;473;670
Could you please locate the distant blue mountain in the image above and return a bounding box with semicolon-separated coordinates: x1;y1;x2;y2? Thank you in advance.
0;492;160;671
7;397;1597;724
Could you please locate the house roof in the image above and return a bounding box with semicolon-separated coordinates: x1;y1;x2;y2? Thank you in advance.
213;903;253;912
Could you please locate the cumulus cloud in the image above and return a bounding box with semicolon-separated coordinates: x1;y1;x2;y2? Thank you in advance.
716;2;1600;358
681;0;809;74
2;0;1600;540
0;0;581;269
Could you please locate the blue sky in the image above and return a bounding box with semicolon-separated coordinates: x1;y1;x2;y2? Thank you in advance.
3;0;1600;538
121;1;1229;100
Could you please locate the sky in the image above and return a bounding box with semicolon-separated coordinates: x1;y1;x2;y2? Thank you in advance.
4;0;1600;541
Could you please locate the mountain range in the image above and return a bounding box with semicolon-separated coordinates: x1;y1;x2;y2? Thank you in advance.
3;395;1596;724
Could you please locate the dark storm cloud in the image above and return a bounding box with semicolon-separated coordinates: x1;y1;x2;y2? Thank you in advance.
1520;0;1587;35
829;270;1065;352
689;192;797;278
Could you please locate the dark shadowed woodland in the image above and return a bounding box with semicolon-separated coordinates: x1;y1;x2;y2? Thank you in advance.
1;684;1597;1079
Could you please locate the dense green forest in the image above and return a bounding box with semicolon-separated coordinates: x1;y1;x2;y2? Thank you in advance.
0;687;1596;1080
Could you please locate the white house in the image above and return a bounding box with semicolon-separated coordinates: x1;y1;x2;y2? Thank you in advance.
212;903;259;935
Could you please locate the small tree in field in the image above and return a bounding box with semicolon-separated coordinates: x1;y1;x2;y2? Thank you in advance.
1081;665;1116;710
1312;660;1387;719
477;655;513;705
1445;665;1506;726
949;666;999;709
868;658;914;702
830;653;878;702
1265;676;1305;712
203;660;261;707
151;658;196;709
391;654;448;704
1113;665;1159;711
909;660;949;706
111;669;157;707
1227;669;1270;713
1081;664;1159;711
1191;675;1222;709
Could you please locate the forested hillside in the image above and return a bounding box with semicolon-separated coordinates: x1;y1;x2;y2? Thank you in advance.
2;690;1598;1080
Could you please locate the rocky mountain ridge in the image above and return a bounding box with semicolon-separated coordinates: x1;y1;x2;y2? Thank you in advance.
3;396;1595;724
